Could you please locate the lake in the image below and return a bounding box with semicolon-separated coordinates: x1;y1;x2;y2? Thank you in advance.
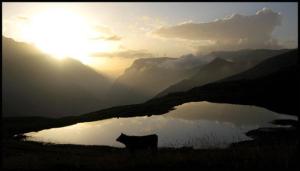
24;102;296;149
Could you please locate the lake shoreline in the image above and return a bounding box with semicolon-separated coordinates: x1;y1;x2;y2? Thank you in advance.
3;94;299;170
3;99;298;139
2;102;299;170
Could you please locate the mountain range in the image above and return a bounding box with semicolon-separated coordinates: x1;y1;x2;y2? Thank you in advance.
156;49;290;97
3;36;297;118
82;48;298;122
106;56;207;106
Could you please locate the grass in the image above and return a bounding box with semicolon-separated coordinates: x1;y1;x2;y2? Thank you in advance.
2;138;298;171
2;121;299;170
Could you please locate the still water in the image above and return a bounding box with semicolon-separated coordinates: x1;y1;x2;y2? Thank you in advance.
24;102;296;149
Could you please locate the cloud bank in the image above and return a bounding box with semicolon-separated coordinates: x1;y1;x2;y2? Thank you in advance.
154;8;283;53
90;35;122;41
91;49;153;58
91;25;122;41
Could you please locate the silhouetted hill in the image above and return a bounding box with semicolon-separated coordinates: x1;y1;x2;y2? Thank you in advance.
220;49;298;82
156;49;290;98
156;58;247;97
210;49;290;64
2;37;112;117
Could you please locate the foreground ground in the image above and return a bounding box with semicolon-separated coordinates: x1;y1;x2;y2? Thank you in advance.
2;119;299;171
2;136;299;171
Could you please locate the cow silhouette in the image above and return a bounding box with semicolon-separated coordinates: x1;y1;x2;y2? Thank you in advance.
116;133;158;154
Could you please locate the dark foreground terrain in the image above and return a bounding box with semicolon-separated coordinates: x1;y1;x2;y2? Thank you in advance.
2;131;299;171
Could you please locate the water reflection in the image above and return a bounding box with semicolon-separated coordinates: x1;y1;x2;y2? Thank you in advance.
165;102;292;126
24;102;296;149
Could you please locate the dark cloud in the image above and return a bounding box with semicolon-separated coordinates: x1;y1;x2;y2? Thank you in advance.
154;8;283;53
91;49;153;58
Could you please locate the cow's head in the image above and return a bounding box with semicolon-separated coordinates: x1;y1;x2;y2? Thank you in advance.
116;133;126;143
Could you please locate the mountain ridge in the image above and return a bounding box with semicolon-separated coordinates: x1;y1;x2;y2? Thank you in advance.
2;36;112;117
155;49;291;98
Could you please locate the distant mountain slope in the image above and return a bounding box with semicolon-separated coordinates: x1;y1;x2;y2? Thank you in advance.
81;49;298;123
106;55;208;106
210;49;290;64
106;49;291;106
156;49;290;98
150;49;299;116
2;37;112;117
156;58;247;97
220;49;298;82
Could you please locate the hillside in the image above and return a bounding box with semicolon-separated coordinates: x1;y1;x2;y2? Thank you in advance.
220;49;298;82
2;37;112;117
106;55;208;106
156;58;246;97
156;49;290;97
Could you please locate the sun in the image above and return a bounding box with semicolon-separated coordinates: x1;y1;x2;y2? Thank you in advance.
24;8;114;63
25;8;94;61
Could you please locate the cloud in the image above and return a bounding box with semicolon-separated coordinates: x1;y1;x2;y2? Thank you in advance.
153;8;283;53
91;25;122;41
94;25;112;33
91;49;153;58
17;16;29;21
104;35;122;41
157;54;208;70
91;35;122;41
140;16;167;29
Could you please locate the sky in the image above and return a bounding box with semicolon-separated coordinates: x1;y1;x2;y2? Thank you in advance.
2;2;298;78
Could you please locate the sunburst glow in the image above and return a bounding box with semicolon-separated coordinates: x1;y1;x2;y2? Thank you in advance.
23;8;116;62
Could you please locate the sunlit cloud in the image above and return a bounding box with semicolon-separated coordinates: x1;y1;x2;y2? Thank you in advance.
154;8;283;53
91;34;122;41
17;16;29;21
140;16;168;29
128;15;168;34
91;25;122;41
90;49;153;58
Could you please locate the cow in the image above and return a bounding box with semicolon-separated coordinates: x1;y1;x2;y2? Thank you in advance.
116;133;158;154
13;134;27;140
